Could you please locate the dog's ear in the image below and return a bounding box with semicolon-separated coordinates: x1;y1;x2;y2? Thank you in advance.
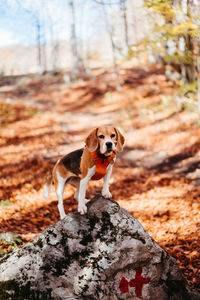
114;128;125;152
85;128;98;152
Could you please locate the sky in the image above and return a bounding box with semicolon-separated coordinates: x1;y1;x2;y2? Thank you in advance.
0;0;113;49
0;0;69;48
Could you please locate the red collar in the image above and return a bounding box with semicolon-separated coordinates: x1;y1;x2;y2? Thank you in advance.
90;150;116;180
90;150;116;162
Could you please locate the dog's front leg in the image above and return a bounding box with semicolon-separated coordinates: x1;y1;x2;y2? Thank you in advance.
78;166;95;215
102;163;113;198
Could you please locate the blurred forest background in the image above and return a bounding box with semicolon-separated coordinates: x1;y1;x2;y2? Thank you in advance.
0;0;200;293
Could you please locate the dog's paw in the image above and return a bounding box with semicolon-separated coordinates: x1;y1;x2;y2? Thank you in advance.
102;190;112;199
78;201;87;215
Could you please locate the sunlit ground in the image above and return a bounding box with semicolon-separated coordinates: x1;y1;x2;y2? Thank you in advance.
0;64;200;290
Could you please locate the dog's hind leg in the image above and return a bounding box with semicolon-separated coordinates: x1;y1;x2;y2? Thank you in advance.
54;170;66;219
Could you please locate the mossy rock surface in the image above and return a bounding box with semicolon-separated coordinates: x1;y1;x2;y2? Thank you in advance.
0;196;199;300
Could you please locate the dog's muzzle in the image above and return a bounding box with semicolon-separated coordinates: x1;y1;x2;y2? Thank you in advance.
106;142;113;150
102;139;115;154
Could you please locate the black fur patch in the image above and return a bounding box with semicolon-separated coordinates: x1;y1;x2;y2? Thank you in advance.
60;148;83;175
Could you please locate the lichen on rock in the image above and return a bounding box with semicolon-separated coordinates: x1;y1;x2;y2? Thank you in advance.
0;195;199;300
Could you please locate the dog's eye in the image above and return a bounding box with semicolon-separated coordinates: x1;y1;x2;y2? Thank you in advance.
98;135;104;139
111;133;116;138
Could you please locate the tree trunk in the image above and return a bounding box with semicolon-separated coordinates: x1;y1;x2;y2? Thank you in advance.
101;1;121;90
49;20;59;74
68;0;83;81
36;10;47;75
36;17;42;72
180;0;196;83
197;51;200;112
42;43;47;74
184;34;196;83
120;0;129;53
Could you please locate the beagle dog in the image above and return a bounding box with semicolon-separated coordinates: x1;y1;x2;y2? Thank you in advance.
43;126;125;218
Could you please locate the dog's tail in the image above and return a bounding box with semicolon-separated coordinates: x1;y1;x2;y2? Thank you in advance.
43;172;52;199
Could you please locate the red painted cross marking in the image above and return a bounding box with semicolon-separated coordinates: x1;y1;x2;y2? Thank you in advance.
119;267;150;297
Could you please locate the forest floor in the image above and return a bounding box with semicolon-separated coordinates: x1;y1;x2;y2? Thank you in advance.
0;64;200;292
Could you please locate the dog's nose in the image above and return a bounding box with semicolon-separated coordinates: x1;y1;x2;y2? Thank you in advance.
106;142;113;149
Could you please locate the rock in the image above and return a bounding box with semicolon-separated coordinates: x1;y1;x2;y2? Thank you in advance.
0;196;199;300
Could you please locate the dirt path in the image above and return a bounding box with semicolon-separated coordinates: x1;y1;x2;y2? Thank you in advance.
0;65;199;291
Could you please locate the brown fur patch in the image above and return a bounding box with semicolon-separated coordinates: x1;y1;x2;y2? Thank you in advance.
80;147;95;178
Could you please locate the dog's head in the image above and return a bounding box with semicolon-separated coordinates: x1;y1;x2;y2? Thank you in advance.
85;126;125;155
